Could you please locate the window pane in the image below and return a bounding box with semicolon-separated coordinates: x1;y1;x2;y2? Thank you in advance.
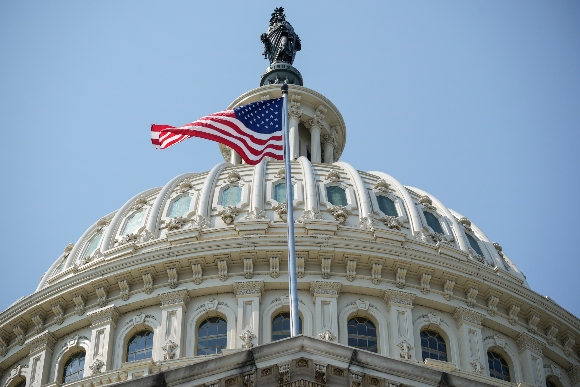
221;186;242;207
377;196;398;217
198;317;228;355
423;211;444;234
326;186;348;206
168;195;191;218
62;352;85;383
272;312;302;341
347;317;377;353
487;351;511;381
420;330;447;362
466;233;484;256
126;331;154;362
274;183;296;203
83;231;102;259
122;209;145;235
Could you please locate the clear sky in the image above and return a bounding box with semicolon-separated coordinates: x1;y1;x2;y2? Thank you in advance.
1;1;579;319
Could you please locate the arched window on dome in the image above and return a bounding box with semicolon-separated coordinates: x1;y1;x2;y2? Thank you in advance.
487;351;511;382
420;330;448;362
197;317;227;355
167;195;192;218
466;233;484;257
126;330;154;362
81;231;102;262
326;186;348;207
121;209;145;235
423;211;444;234
347;317;378;353
376;195;398;217
273;182;295;204
220;186;242;207
272;312;302;341
62;351;85;383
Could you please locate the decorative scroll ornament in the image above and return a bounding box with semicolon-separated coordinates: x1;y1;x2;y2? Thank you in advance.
359;216;375;230
272;202;287;220
226;170;241;183
397;340;413;360
166;216;189;231
470;360;484;374
325;169;341;182
190;214;210;228
299;207;324;222
329;205;348;223
318;330;336;342
415;227;454;245
244;207;267;220
218;206;238;225
162;340;178;360
458;217;472;231
176;180;193;193
261;7;301;65
132;196;149;210
374;179;391;193
275;167;285;178
240;330;256;349
380;215;403;230
63;243;75;258
89;359;105;375
418;195;436;210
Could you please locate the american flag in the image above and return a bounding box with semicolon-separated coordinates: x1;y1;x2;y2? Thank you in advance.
151;98;284;165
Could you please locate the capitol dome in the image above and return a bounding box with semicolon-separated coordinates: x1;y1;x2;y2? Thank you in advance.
1;8;579;387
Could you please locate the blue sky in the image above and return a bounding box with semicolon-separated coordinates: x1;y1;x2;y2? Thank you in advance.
1;1;579;319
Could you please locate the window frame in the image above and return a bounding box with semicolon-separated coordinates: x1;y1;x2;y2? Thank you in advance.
346;315;379;353
196;316;229;356
266;173;304;209
487;350;511;382
126;330;154;363
318;181;357;212
271;311;303;342
419;329;448;362
61;351;86;384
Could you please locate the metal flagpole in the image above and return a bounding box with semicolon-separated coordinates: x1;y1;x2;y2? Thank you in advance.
281;84;300;337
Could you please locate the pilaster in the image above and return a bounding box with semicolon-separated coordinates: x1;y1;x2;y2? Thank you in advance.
310;281;341;342
384;289;416;360
25;331;57;387
157;289;190;360
233;281;264;348
288;94;302;160
515;332;546;387
86;305;120;375
453;306;486;374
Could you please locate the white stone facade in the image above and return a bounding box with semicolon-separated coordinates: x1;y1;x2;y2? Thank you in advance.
0;84;578;387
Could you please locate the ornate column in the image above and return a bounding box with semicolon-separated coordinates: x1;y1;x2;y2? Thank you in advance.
230;149;242;165
515;332;546;387
25;331;56;387
322;128;337;164
158;289;190;360
86;305;120;375
453;307;486;373
310;281;341;342
288;94;302;160
307;105;327;163
233;281;264;349
384;290;416;360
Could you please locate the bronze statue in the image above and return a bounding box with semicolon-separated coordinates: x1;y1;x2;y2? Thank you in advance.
261;7;301;65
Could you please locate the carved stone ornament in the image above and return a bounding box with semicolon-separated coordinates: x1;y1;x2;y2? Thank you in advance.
158;289;191;309
166;216;189;231
87;305;120;328
26;331;57;356
218;206;238;225
176;180;193;193
240;330;256;349
297;358;308;368
325;169;341;182
418;195;436;210
226;170;241;183
470;360;484;374
4;364;28;387
132;195;149;210
318;329;336;342
359;216;375;230
272;202;287;221
384;289;416;309
244;207;267;220
380;215;403;230
314;363;327;384
453;307;485;327
242;373;255;387
162;340;178;360
310;281;341;298
299;207;325;222
397;340;413;359
278;363;290;384
356;299;369;311
350;372;363;387
276;167;285;178
493;334;506;348
190;214;210;229
428;312;442;325
63;242;75;257
89;358;105;375
329;205;348;223
371;262;382;285
233;281;264;298
374;179;391;193
458;217;472;231
62;334;88;351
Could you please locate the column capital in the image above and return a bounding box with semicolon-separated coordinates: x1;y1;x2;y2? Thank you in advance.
453;306;485;328
310;281;341;300
383;289;416;310
87;305;120;328
25;331;57;357
515;331;546;355
233;280;264;299
158;289;190;310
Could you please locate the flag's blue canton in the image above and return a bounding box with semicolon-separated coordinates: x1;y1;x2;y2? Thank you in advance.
233;98;283;135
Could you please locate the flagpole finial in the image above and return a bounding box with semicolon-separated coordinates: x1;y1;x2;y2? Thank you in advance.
281;84;289;94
